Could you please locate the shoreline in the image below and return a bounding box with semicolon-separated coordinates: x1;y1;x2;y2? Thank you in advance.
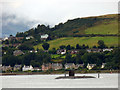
0;70;119;76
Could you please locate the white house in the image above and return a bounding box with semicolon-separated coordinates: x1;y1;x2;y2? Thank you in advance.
86;49;102;53
103;48;113;52
26;36;34;40
22;65;34;71
41;34;49;39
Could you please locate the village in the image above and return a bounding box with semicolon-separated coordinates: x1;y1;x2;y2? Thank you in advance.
0;62;106;72
1;33;118;74
1;1;118;88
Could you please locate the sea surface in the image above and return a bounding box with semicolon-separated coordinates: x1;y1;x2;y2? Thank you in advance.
0;73;118;88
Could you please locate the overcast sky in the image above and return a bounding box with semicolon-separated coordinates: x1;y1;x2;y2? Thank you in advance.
0;0;119;37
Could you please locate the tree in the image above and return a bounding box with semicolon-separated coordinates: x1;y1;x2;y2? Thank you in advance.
93;45;97;48
81;53;104;66
66;45;71;50
23;53;35;66
65;53;72;63
10;34;13;37
49;48;56;54
98;40;106;49
75;53;83;64
18;44;33;50
76;44;80;49
82;44;86;49
5;40;9;44
59;45;66;49
2;55;18;67
42;43;50;50
30;60;40;67
35;50;51;64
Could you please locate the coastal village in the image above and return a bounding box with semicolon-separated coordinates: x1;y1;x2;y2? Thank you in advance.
1;1;118;88
0;33;114;73
0;62;106;72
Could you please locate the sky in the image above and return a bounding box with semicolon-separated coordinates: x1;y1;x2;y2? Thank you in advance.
0;0;119;37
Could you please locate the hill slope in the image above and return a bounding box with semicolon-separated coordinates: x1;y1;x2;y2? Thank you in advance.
52;14;118;36
34;36;118;50
16;14;118;37
85;20;118;34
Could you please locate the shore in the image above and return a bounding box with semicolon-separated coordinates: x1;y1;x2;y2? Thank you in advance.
0;70;119;76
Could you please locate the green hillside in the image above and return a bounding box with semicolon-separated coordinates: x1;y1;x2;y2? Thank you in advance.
52;14;118;35
16;14;118;37
85;20;118;34
34;36;118;50
16;14;118;50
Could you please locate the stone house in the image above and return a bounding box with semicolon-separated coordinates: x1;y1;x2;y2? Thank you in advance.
64;63;76;69
41;63;52;71
13;65;22;71
75;64;84;69
51;63;63;70
2;65;12;72
13;50;24;56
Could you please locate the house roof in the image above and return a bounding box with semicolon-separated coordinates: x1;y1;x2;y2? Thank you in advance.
65;63;75;66
13;50;24;56
52;63;62;67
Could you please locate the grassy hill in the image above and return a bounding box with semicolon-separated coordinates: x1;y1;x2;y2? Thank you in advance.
52;14;118;36
85;20;118;34
16;14;118;37
15;14;118;50
34;36;118;50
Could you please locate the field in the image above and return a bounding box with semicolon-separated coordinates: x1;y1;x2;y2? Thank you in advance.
34;36;118;50
85;20;118;34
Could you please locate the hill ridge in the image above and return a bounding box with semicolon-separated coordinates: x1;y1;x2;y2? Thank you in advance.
16;14;118;37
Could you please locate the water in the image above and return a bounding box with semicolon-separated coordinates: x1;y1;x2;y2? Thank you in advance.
1;73;118;88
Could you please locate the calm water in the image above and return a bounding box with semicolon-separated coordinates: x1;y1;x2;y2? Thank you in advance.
0;73;118;88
